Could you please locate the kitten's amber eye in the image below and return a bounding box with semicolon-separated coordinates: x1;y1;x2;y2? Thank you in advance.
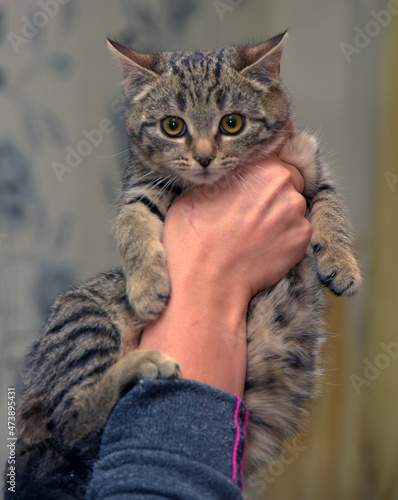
220;114;245;135
161;116;186;137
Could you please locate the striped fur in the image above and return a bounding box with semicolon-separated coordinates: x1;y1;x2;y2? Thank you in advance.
5;33;361;498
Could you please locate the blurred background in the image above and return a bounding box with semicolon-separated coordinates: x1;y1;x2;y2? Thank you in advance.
0;1;397;498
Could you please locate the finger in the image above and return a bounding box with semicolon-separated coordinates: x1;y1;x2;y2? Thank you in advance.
275;119;294;154
246;151;305;194
255;153;305;194
280;161;305;194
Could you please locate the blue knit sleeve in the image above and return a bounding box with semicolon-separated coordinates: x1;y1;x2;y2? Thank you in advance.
87;378;248;499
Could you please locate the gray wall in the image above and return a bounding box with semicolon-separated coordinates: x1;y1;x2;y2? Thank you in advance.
0;0;381;485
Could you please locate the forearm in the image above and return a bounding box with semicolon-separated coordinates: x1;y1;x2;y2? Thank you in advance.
140;272;248;396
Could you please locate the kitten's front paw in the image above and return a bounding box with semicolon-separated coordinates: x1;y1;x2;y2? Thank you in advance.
279;131;319;194
314;244;361;296
127;264;170;323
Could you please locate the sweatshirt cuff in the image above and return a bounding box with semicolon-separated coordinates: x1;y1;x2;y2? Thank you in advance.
87;378;248;499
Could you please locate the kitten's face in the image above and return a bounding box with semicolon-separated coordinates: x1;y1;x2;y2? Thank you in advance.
110;35;290;186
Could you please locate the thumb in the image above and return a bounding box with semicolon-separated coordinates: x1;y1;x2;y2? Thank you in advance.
275;119;294;155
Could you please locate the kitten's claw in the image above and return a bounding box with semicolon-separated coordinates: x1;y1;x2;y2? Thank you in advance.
315;248;361;297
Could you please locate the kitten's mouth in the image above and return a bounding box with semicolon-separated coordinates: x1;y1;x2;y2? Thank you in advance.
188;170;222;185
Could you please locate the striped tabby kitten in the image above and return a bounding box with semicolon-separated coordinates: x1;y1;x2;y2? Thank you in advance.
6;32;361;499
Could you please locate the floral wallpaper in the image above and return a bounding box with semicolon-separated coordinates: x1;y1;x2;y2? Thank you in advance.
1;1;80;419
0;0;199;471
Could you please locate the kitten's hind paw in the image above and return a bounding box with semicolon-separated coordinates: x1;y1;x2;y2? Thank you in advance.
111;350;181;397
121;349;181;382
61;350;181;444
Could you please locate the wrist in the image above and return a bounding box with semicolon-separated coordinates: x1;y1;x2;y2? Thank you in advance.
140;275;248;396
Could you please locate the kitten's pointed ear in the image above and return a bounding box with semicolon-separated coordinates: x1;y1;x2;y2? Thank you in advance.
107;39;161;98
237;31;288;83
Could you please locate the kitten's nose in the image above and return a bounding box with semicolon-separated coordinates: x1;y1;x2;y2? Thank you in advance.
193;138;215;169
195;155;214;168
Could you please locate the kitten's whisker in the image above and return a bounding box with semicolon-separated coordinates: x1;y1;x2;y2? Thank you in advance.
96;148;130;159
247;167;294;203
234;172;256;201
142;175;171;197
157;176;180;200
132;170;160;186
229;173;242;193
137;177;162;194
224;174;234;195
246;172;264;185
251;163;270;171
132;178;165;201
171;176;182;195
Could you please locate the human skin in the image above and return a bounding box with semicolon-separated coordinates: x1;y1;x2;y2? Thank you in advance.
140;150;310;397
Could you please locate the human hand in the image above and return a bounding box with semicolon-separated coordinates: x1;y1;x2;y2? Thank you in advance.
163;154;310;305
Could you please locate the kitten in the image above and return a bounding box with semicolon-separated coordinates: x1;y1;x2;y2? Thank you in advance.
4;32;361;499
